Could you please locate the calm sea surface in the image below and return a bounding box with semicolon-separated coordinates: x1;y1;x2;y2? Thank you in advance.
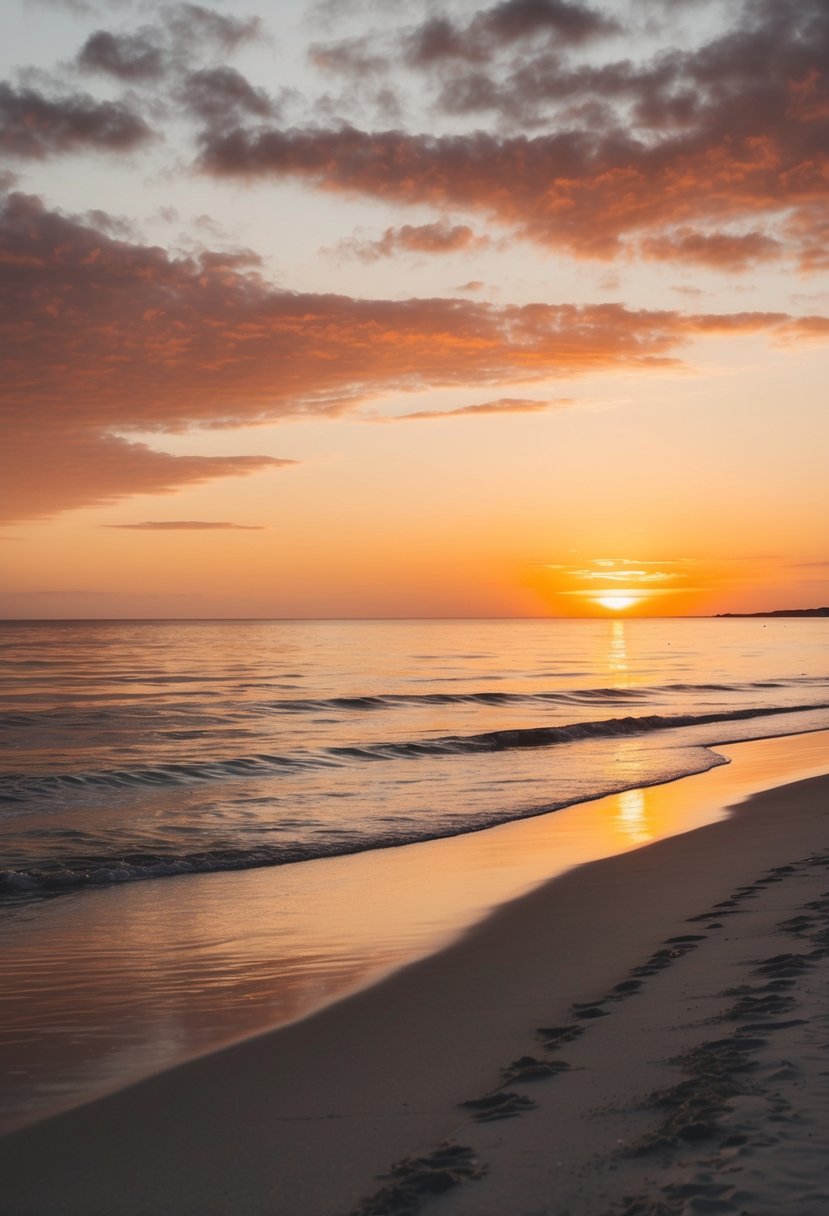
1;617;828;1129
3;618;829;899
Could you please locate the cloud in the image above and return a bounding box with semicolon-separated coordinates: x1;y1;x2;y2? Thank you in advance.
640;228;783;272
3;433;291;524
177;67;275;123
482;0;619;46
77;30;166;81
0;82;152;159
30;0;97;12
570;568;677;582
340;221;489;261
2;190;826;522
389;396;568;420
103;520;265;530
406;0;620;65
309;37;389;77
162;4;263;55
536;555;707;604
74;4;270;127
197;0;829;270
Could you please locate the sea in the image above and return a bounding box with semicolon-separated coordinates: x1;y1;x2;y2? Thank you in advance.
1;617;828;1130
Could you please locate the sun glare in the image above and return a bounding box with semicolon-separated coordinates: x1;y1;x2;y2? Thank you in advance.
595;594;638;612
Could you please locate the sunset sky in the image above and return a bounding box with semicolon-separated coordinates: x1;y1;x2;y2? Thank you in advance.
1;0;828;618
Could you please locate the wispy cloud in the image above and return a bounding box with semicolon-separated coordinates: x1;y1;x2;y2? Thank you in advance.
336;222;489;262
103;520;265;530
385;397;571;421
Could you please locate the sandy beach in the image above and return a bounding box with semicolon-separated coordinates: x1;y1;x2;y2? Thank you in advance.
1;731;828;1216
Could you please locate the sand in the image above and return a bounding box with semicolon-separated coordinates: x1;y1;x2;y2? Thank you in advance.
0;734;828;1216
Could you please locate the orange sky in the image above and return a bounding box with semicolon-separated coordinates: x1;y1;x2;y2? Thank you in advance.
1;0;828;617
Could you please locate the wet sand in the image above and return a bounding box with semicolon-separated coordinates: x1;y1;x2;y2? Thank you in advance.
0;732;828;1215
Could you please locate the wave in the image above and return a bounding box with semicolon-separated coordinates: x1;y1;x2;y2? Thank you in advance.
0;678;819;732
3;702;828;798
140;679;818;713
0;750;730;901
254;687;656;712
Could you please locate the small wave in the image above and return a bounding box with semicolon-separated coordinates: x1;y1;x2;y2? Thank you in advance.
4;702;828;799
254;688;655;713
257;682;804;713
1;678;821;733
0;749;730;902
326;703;829;759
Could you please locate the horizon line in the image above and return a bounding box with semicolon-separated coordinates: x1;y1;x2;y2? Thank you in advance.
1;613;823;624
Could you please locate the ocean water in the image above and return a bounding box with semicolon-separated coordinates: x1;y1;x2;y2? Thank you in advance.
2;617;829;900
1;617;829;1130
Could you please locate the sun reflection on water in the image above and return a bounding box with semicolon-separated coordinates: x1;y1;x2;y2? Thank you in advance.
607;619;630;685
615;787;653;845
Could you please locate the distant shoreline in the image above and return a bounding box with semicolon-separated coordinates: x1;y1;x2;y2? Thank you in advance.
715;607;829;618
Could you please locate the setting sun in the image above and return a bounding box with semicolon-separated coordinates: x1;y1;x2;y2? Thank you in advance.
594;595;639;612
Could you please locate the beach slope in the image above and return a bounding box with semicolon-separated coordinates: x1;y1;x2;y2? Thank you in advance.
0;741;827;1216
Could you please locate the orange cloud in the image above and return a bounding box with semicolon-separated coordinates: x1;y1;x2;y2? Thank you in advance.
640;228;782;272
103;520;264;530
2;190;827;522
388;397;569;420
337;222;489;261
2;431;291;524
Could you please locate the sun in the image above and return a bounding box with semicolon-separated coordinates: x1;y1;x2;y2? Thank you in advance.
594;594;638;612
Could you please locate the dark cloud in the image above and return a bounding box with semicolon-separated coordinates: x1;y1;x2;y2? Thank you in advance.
1;191;824;522
104;520;265;530
426;0;826;131
177;67;274;123
340;221;488;261
407;18;478;66
481;0;620;46
77;30;166;81
74;4;268;123
0;82;152;159
407;0;619;65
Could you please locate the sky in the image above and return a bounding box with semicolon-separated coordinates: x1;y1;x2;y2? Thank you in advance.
1;0;828;618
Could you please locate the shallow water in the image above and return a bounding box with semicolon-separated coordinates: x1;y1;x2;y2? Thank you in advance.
1;618;828;1130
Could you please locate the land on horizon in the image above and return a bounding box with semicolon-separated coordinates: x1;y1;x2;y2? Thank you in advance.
715;607;829;618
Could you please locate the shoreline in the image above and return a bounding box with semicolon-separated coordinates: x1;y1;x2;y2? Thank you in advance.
2;726;828;1139
0;732;828;1214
